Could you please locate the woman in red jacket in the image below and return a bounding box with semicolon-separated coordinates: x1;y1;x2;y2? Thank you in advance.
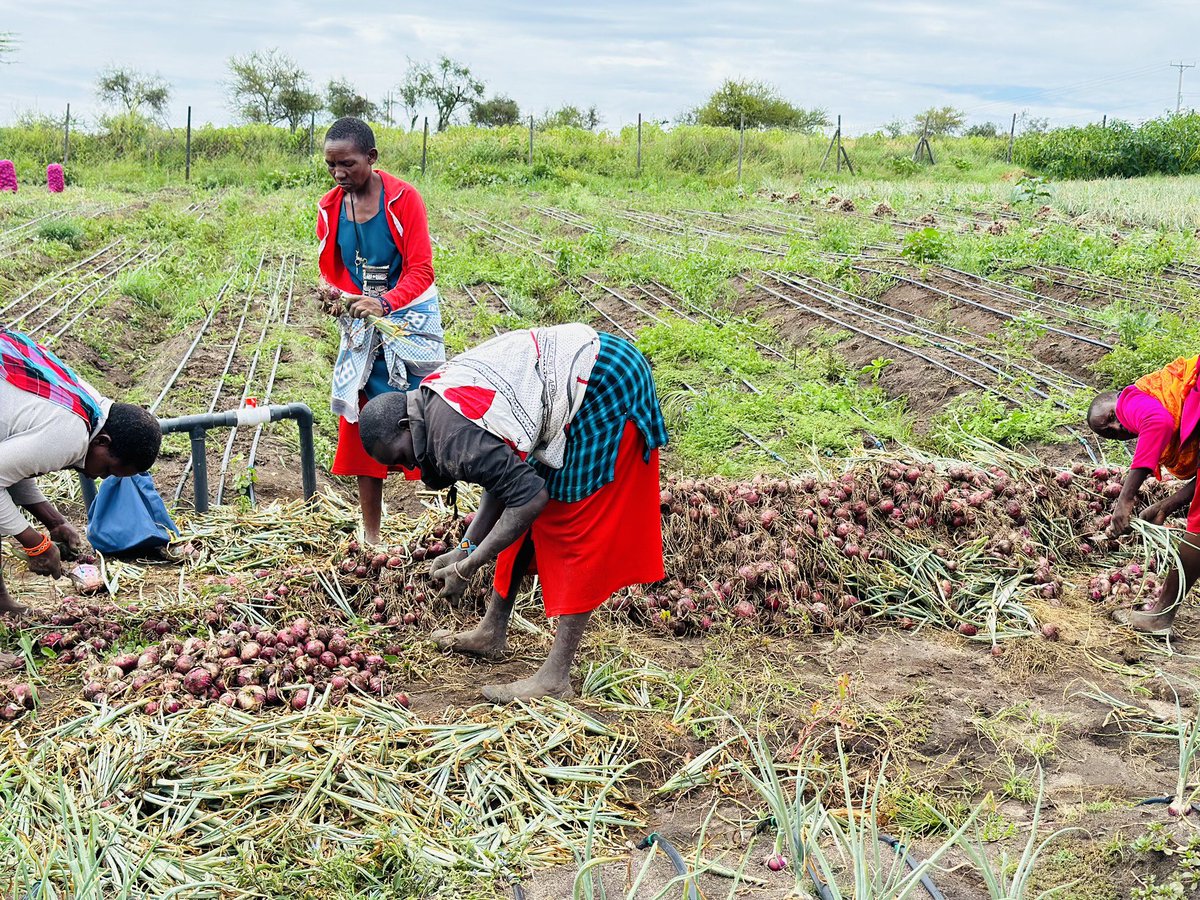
317;117;444;544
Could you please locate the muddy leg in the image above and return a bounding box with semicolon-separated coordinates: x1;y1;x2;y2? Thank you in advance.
0;566;26;670
1145;535;1200;622
481;608;594;702
434;537;534;660
358;476;385;545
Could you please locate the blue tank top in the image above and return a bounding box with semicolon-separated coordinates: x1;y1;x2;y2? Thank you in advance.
337;204;402;292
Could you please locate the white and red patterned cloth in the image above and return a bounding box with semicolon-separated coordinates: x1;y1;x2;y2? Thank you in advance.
420;324;599;469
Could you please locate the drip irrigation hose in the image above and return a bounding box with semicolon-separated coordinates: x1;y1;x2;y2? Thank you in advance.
510;883;526;900
854;264;1111;349
0;240;122;318
538;205;1063;402
216;256;289;505
537;206;790;362
12;246;144;330
769;271;1059;403
0;209;67;248
1031;264;1182;311
920;262;1112;332
636;833;701;900
460;284;505;335
753;817;836;900
148;267;240;415
878;832;946;900
24;247;153;337
467;214;795;469
49;248;169;342
796;269;1086;395
482;282;518;315
175;254;266;503
1135;795;1200;815
246;258;298;505
742;274;1019;403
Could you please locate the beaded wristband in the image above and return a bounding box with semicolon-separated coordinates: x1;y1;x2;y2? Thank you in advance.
24;534;52;557
458;539;477;555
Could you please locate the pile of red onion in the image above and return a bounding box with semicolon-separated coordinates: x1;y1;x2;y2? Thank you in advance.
1088;560;1161;605
628;460;1151;636
83;617;410;714
0;680;37;720
32;596;129;662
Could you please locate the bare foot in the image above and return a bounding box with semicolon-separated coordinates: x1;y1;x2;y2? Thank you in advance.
481;673;575;703
0;651;23;671
0;597;27;618
364;531;382;547
431;627;508;660
1113;606;1176;636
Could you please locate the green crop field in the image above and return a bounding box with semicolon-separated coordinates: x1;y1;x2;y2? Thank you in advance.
2;131;1200;898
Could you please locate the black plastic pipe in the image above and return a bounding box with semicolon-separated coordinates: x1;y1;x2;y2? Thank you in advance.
83;403;317;515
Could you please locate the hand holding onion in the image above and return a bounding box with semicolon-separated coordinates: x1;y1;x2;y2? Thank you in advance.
26;542;63;579
1108;498;1134;536
428;548;465;582
432;561;470;603
1140;502;1169;526
49;522;83;560
316;283;347;317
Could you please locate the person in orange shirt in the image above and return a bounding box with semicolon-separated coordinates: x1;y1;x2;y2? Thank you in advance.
1088;355;1200;633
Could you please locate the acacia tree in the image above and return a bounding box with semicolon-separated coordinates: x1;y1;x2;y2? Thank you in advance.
279;85;323;132
470;95;520;127
399;56;484;131
96;67;171;119
912;106;967;136
694;79;828;132
327;78;378;121
538;104;600;130
227;49;321;129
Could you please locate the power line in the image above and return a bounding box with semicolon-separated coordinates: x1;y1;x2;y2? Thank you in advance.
1171;61;1196;113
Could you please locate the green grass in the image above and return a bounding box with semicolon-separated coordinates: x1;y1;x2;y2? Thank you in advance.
635;318;912;475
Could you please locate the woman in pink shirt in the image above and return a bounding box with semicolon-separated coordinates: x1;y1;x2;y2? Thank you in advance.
1088;357;1200;633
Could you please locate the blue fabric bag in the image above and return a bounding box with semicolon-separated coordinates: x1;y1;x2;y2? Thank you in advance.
86;473;180;555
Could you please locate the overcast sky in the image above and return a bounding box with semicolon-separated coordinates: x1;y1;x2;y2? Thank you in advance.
1;0;1197;134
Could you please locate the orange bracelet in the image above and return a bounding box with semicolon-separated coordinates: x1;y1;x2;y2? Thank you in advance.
24;534;52;557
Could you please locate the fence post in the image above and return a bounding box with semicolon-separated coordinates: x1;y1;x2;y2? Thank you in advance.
185;105;192;181
1101;114;1107;128
737;113;745;181
421;116;429;173
636;113;642;175
62;103;70;164
1007;113;1016;163
308;113;315;157
528;115;534;165
836;115;842;173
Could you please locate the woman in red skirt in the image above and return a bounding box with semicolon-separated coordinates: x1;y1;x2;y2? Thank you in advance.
358;324;668;701
317;117;444;544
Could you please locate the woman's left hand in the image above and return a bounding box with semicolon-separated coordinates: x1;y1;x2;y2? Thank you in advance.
48;522;82;560
429;548;464;579
434;561;470;603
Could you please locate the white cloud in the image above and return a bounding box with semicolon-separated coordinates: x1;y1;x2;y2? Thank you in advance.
0;0;1195;131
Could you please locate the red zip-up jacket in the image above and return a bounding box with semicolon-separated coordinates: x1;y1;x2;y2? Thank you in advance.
316;170;436;313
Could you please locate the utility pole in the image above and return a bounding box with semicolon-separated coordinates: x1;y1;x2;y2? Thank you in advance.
1172;61;1196;113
